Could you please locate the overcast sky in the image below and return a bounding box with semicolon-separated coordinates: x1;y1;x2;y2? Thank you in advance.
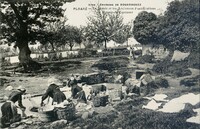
63;0;174;27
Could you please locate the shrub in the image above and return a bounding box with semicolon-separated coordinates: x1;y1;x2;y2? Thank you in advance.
78;49;97;58
180;75;200;87
100;48;130;56
184;52;200;69
136;55;155;64
92;57;129;72
153;58;192;77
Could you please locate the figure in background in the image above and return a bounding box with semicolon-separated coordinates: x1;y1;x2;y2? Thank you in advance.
68;79;87;103
41;84;66;106
1;88;26;128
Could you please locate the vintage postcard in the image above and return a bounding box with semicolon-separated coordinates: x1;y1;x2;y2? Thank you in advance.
0;0;199;128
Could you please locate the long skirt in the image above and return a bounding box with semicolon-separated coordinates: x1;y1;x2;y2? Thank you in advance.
1;102;21;128
53;91;67;104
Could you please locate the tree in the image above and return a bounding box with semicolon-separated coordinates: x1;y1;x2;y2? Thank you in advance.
42;18;67;52
133;0;199;52
157;0;199;52
113;23;132;46
59;25;82;51
85;5;124;49
133;11;158;45
0;0;75;71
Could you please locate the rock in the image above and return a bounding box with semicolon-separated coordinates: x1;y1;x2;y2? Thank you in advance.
5;85;13;91
49;119;68;129
81;111;89;119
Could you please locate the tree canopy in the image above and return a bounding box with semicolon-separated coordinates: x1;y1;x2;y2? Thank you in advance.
0;0;75;70
112;23;132;45
85;5;124;49
58;25;83;51
133;0;199;52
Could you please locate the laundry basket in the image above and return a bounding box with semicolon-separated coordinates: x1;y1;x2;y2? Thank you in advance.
54;103;76;121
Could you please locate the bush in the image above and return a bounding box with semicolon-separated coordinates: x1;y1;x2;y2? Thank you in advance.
184;52;200;69
99;47;130;57
92;57;129;72
136;55;155;64
78;49;97;58
153;58;192;77
180;75;200;87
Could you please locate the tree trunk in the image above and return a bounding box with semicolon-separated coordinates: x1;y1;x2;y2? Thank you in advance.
18;42;41;72
69;42;74;51
127;38;129;47
70;46;73;51
50;42;55;52
104;40;107;49
18;42;31;65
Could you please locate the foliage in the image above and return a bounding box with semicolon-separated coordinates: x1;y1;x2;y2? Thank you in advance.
78;49;97;58
112;23;132;44
0;0;75;45
152;58;192;77
184;52;200;69
59;25;83;51
0;0;75;70
180;75;200;87
133;0;200;52
41;19;67;52
91;56;129;72
41;61;81;74
99;47;129;56
133;11;158;45
136;55;155;64
84;5;124;49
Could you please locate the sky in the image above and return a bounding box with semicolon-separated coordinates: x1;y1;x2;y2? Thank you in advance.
63;0;174;27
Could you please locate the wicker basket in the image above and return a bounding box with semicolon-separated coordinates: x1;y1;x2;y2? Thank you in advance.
54;103;76;121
